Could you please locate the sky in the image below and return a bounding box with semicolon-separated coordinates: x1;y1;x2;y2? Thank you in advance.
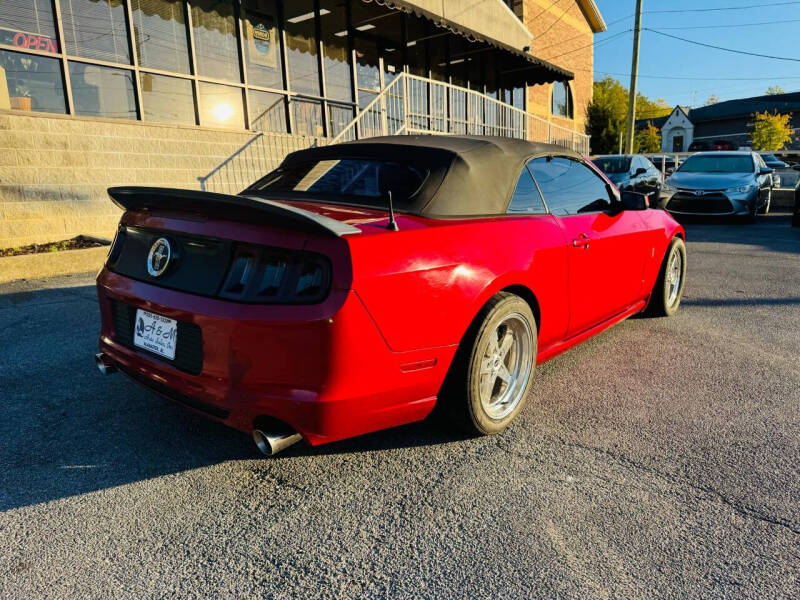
592;0;800;109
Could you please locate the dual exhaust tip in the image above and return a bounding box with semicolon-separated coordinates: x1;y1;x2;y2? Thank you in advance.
95;352;300;456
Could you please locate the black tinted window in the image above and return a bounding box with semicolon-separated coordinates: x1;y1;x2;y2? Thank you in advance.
507;167;546;214
593;156;631;174
251;159;428;207
529;157;612;216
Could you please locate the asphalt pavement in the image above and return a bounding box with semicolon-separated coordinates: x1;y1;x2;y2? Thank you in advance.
1;213;799;599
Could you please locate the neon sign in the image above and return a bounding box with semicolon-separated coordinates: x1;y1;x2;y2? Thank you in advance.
12;32;59;54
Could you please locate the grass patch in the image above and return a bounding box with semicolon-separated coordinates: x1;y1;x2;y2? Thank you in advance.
0;236;107;258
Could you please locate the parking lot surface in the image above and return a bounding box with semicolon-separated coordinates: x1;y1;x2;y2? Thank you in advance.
1;214;799;599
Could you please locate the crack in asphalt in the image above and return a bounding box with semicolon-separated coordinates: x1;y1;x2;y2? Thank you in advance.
492;434;799;535
553;436;800;536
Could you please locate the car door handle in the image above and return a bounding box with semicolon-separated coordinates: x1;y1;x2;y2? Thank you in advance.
572;233;590;249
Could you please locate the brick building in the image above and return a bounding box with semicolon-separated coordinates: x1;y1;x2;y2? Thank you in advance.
0;0;605;249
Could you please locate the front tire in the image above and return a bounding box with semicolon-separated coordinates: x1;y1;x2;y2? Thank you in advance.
441;292;537;435
646;237;687;317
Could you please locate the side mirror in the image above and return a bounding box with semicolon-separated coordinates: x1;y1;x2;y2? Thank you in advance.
759;167;774;175
620;191;649;211
666;167;675;175
633;167;647;177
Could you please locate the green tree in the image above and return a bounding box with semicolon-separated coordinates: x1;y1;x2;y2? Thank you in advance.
765;85;785;95
586;76;671;154
635;122;661;153
750;111;793;150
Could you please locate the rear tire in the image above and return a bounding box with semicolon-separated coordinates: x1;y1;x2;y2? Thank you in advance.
646;237;687;317
440;292;537;435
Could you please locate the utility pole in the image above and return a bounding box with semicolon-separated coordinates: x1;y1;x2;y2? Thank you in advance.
625;0;644;154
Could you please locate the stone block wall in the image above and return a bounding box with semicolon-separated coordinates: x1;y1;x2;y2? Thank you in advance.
0;111;320;249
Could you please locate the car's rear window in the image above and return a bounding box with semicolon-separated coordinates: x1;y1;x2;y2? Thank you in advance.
250;159;428;208
678;155;754;173
593;157;631;174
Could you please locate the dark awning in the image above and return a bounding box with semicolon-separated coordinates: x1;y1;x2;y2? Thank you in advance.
359;0;573;85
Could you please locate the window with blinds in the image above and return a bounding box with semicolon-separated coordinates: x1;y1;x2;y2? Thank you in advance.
131;0;191;74
0;0;59;50
191;0;241;82
60;0;131;64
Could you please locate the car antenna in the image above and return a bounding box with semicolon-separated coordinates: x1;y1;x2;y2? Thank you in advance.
386;190;399;231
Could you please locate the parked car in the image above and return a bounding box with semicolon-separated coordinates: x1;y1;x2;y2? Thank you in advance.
649;154;683;175
94;136;687;455
711;140;737;151
688;141;710;152
663;151;774;220
591;154;663;197
760;153;788;170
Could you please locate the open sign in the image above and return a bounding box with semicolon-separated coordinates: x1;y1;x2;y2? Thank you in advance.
13;32;59;54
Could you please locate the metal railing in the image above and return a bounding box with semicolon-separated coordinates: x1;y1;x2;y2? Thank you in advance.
199;73;590;193
198;133;325;194
333;73;590;154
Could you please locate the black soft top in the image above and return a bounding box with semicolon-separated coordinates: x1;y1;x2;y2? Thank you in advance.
259;135;582;218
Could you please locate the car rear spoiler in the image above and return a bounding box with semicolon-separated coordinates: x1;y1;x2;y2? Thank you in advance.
107;186;361;238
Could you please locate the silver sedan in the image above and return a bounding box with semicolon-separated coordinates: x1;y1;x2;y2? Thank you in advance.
662;152;773;220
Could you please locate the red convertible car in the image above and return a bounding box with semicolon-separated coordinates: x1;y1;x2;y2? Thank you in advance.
95;136;686;455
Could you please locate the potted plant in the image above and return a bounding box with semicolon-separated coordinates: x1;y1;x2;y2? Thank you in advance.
10;85;32;111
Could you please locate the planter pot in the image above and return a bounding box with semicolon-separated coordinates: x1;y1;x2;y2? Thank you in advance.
10;97;32;111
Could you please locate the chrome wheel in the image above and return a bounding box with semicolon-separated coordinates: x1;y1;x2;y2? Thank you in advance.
666;249;682;306
478;313;534;420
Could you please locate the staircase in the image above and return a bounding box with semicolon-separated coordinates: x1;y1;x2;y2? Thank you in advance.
333;72;589;154
199;73;590;193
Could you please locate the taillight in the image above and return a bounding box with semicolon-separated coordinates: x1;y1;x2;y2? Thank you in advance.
219;245;331;304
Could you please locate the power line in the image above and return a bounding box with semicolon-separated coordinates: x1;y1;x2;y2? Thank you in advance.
536;1;572;38
595;70;800;82
645;28;800;62
543;29;631;62
530;0;564;22
645;1;800;13
655;17;800;30
536;14;634;52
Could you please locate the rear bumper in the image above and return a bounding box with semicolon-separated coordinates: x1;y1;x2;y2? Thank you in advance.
97;269;453;446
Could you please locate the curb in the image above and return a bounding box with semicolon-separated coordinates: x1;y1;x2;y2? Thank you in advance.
0;246;109;284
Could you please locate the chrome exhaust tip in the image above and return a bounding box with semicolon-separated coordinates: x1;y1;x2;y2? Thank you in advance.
94;353;117;375
253;429;302;456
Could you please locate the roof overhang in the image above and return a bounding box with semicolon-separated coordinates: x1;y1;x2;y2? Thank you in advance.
361;0;573;85
382;0;533;52
577;0;607;33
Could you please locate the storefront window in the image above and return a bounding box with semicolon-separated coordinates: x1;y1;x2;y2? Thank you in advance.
552;81;573;118
291;98;323;136
429;33;448;83
141;73;195;124
0;0;59;52
284;0;320;96
61;0;131;64
241;0;284;90
131;0;191;74
191;0;241;82
69;62;137;119
198;81;244;128
327;103;353;137
0;49;65;113
354;37;379;97
249;89;287;133
319;0;351;103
